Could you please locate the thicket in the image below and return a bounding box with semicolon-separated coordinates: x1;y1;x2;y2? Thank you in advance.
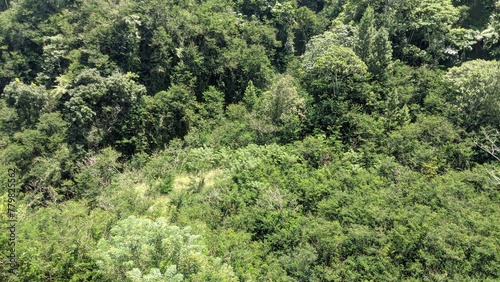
0;0;499;281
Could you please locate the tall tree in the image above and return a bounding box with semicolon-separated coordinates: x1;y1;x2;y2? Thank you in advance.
372;27;393;77
356;6;376;66
302;32;368;134
355;6;393;76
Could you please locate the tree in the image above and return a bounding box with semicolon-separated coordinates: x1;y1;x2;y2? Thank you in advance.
136;84;196;153
253;74;306;142
93;216;238;281
481;0;500;56
64;69;146;154
356;6;376;66
242;80;260;110
2;80;52;129
302;38;367;97
0;112;74;203
271;1;297;71
11;201;114;281
293;6;322;55
475;129;500;187
355;7;392;77
302;31;369;134
387;115;472;172
329;22;357;49
74;147;123;201
203;103;257;149
372;27;392;77
396;0;465;65
0;99;17;138
221;44;273;104
37;34;70;86
444;59;500;130
102;14;142;72
200;86;225;122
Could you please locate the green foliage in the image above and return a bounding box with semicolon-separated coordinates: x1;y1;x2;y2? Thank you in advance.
200;86;224;122
37;34;70;86
198;103;257;149
303;34;367;97
64;69;146;153
387;115;472;172
94;216;237;281
328;21;358;49
293;6;323;55
252;74;306;142
482;0;500;55
167;140;500;280
372;27;393;76
102;14;142;72
456;0;497;29
356;6;377;65
302;32;369;135
74;147;122;201
0;112;73;203
10;200;116;281
142;142;188;195
2;80;53;129
355;6;393;77
0;99;17;138
137;85;196;153
2;1;500;281
444;59;500;130
409;0;461;61
242;80;259;110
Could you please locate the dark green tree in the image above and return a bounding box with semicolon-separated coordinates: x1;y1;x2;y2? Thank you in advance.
136;84;196;153
63;69;146;154
2;80;52;129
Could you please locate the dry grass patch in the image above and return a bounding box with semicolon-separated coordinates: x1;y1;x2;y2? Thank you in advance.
172;169;223;192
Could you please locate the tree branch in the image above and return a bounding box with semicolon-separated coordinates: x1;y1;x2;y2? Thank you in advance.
474;129;500;162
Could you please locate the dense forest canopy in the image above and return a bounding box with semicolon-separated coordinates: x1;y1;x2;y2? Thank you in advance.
0;0;499;281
